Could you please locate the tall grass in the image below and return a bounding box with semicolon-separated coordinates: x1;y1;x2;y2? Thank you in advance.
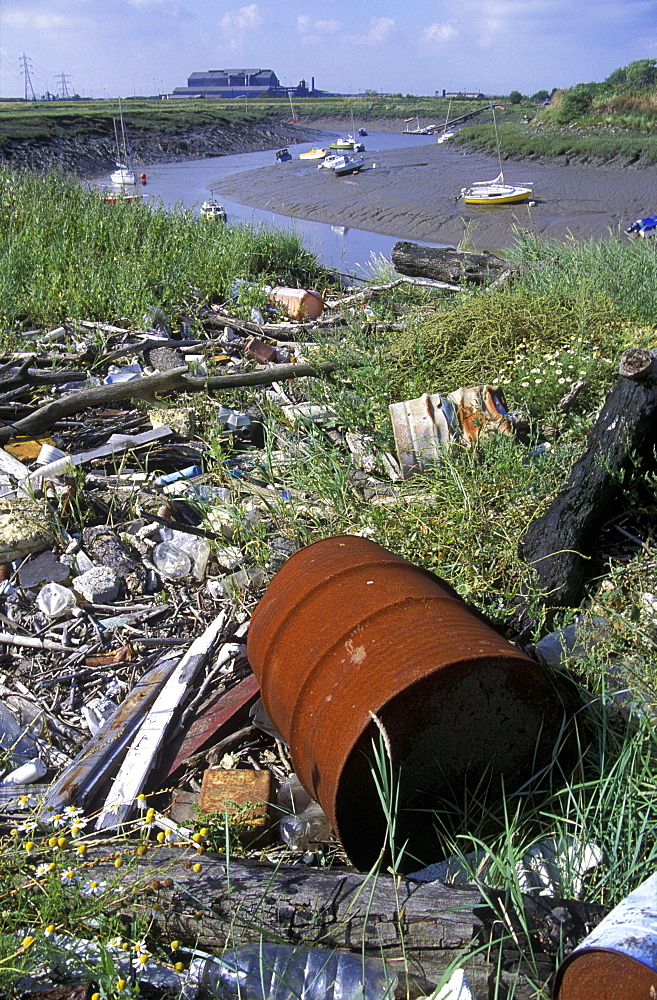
0;168;326;330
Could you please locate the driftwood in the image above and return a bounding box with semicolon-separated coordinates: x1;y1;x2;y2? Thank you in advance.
519;348;657;607
0;361;338;443
391;242;521;286
87;847;604;998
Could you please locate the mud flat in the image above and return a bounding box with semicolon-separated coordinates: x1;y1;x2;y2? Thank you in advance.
211;137;657;250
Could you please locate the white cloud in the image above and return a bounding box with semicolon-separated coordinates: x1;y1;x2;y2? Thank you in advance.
344;16;395;47
1;6;74;30
218;3;262;32
297;15;343;44
420;22;458;49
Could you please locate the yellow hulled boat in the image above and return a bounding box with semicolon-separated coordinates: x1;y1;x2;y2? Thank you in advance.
299;147;328;160
461;173;533;205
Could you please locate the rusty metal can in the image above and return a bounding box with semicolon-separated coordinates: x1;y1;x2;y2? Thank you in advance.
553;872;657;1000
247;535;572;870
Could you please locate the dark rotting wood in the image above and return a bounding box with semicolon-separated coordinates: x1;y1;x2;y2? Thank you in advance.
519;349;657;608
85;847;605;1000
391;242;521;285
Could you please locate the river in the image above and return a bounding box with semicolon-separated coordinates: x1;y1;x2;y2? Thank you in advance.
94;131;441;277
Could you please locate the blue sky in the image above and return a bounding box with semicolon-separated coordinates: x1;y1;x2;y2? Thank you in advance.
1;0;656;100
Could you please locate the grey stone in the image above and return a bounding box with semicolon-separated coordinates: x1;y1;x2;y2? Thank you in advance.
73;566;120;604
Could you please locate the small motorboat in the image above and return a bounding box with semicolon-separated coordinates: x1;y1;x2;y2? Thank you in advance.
299;147;328;160
357;128;368;137
626;215;657;238
333;155;365;176
275;148;292;162
329;136;356;150
318;154;348;170
200;199;227;221
461;172;533;205
436;130;455;144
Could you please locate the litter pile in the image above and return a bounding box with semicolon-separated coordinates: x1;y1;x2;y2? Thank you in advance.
1;257;654;1000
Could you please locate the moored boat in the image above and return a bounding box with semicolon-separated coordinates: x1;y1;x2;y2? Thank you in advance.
299;147;328;160
318;154;348;170
461;172;533;205
329;136;356;150
275;148;292;162
460;106;533;206
626;215;657;238
200;199;227;221
333;154;365;176
110;99;136;187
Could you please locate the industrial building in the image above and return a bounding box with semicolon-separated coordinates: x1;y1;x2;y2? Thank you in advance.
171;70;315;99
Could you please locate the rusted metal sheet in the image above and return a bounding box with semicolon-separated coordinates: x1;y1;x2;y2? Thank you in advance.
164;672;260;778
247;535;572;871
389;385;513;478
554;871;657;1000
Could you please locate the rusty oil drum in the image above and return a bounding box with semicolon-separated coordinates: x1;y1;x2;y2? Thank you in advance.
247;535;572;870
553;871;657;1000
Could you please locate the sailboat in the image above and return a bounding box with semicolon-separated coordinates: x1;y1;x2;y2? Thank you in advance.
110;99;136;186
460;106;533;205
436;99;455;143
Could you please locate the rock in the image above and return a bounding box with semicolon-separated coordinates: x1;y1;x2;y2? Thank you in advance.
73;566;120;604
0;498;54;562
18;550;70;588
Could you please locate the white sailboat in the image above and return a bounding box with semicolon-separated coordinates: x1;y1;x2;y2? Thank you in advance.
110;99;136;186
460;106;533;205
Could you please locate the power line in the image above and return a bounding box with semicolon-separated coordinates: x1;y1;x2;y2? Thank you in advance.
55;72;73;99
20;53;37;101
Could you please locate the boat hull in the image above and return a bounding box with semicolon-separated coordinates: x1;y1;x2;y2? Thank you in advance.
299;148;328;160
462;184;532;205
110;168;136;186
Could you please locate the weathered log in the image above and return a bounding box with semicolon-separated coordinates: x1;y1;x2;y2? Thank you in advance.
87;846;603;998
519;349;657;607
0;361;338;443
391;242;521;286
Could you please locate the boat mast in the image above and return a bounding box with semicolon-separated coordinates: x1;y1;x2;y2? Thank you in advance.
492;104;503;182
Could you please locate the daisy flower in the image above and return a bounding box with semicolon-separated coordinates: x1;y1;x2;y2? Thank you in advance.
82;878;107;897
60;868;78;886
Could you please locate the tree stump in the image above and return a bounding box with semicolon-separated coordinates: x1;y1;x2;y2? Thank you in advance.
519;349;657;608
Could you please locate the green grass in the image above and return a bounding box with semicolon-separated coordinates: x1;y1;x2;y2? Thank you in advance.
0;168;327;331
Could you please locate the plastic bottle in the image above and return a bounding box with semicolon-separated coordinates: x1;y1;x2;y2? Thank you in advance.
36;582;77;617
277;774;332;850
0;703;39;768
0;758;47;785
160;528;211;581
268;287;324;321
188;944;397;1000
151;541;192;580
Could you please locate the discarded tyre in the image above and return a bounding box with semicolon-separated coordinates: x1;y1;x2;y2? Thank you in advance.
247;535;572;870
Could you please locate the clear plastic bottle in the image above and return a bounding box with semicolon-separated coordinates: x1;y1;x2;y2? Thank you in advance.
188;944;397;1000
277;775;332;850
151;541;192;580
0;703;39;768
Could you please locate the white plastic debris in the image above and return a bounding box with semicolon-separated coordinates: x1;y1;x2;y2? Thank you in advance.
82;695;119;736
434;969;478;1000
0;758;47;785
36;582;77;618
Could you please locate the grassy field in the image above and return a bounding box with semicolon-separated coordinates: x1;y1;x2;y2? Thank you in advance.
2;165;657;997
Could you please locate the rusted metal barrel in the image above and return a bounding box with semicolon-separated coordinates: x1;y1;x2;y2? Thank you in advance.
554;872;657;1000
247;535;571;870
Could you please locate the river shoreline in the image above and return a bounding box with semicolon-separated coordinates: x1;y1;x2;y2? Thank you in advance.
210;123;657;250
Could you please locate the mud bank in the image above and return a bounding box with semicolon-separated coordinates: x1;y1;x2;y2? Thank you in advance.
0;117;323;178
210;137;657;250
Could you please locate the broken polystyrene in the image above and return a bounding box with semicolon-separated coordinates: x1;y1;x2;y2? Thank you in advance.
434;969;478;1000
36;582;77;617
82;695;119;736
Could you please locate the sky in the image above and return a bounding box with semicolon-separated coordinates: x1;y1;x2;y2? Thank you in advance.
1;0;656;101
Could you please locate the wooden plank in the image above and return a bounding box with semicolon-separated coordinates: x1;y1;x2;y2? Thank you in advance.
165;672;260;778
96;612;226;830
